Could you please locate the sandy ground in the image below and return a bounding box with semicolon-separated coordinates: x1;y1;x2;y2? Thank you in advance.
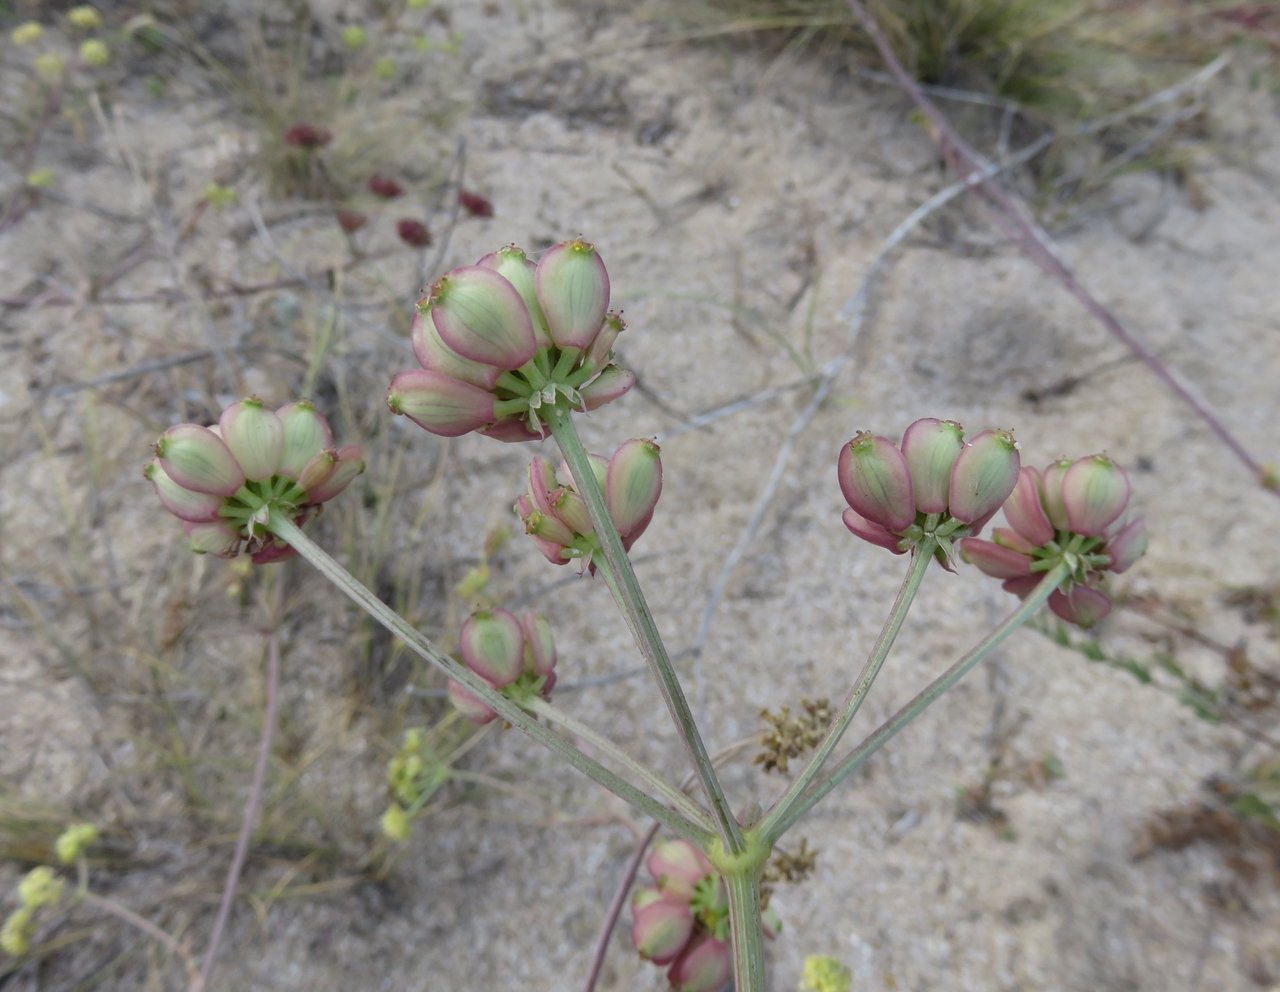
2;2;1279;990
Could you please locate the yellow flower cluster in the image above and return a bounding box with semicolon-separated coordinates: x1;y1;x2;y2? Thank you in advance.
800;955;852;992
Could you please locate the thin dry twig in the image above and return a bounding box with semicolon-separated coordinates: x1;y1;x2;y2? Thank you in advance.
0;248;405;311
79;890;199;983
842;0;1276;497
421;137;469;290
581;820;660;992
86;93;245;395
192;582;284;992
680;48;1234;710
41;346;282;398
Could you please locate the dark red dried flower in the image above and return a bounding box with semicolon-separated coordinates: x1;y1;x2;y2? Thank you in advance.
368;175;405;199
283;123;332;149
458;189;494;218
335;209;368;233
396;219;432;248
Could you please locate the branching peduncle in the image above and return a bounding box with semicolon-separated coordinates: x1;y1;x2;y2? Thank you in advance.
546;405;746;855
523;696;715;834
764;563;1072;841
761;540;935;841
267;510;715;847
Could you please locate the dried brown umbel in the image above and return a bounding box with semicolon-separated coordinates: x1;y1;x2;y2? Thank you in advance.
754;699;833;774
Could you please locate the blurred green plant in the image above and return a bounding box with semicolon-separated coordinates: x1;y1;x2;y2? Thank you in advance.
1034;616;1223;721
660;0;1242;122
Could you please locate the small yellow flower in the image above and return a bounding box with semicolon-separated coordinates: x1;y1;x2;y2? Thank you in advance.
34;52;67;82
203;183;238;209
11;21;43;45
25;169;54;190
380;804;411;841
67;6;104;30
1;908;34;957
454;562;490;599
55;823;99;864
342;25;368;50
800;955;852;992
18;867;64;910
80;39;110;66
374;57;397;81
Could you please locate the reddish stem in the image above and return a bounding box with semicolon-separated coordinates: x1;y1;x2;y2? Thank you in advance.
191;597;283;991
582;822;660;992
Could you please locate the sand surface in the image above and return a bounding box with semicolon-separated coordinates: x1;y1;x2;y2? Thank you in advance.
2;2;1278;990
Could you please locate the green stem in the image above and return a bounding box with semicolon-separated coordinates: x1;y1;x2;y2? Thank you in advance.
759;540;934;842
496;370;533;396
546;406;746;855
551;346;581;380
724;864;767;992
495;397;531;419
763;564;1072;841
266;510;714;847
523;697;715;833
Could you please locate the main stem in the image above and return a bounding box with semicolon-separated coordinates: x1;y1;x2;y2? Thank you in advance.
725;864;767;992
766;564;1072;839
760;540;934;842
267;510;714;847
546;406;745;855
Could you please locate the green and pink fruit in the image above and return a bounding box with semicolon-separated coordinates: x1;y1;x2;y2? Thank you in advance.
277;401;333;478
448;679;498;724
841;507;906;554
183;519;240;556
1061;454;1131;537
1103;517;1147;573
901;418;964;515
219;398;284;482
606;438;662;542
478;245;552;349
411;305;504;389
632;898;694;966
948;429;1020;525
1002;466;1055;547
667;935;731;992
581;364;634;410
145;461;224;522
535;238;610;350
647;839;713;902
838;432;915;534
958;537;1034;579
520;612;556;679
429;266;537;369
459;609;525;688
387;369;497;437
305;445;364;503
1039;458;1073;531
155;424;245;496
1049;584;1112;628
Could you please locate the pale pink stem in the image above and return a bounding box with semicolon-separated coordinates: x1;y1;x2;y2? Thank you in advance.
582;821;661;992
192;606;282;991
